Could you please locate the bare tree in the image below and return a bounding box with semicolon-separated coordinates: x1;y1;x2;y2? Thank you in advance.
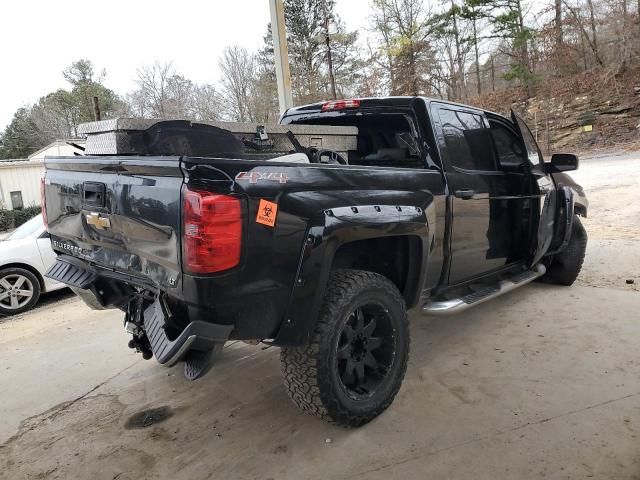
555;0;564;45
370;0;437;96
191;84;223;122
134;62;175;118
563;0;604;66
218;46;257;122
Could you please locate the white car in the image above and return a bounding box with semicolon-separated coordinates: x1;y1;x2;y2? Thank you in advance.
0;214;65;315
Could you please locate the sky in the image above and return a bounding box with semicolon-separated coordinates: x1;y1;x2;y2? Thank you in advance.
0;0;371;130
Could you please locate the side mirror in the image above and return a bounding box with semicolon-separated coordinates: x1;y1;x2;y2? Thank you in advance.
549;153;579;172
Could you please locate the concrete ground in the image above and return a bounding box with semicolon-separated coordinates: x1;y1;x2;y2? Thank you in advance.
1;152;639;480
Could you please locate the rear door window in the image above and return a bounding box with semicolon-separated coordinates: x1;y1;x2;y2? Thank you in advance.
438;108;497;172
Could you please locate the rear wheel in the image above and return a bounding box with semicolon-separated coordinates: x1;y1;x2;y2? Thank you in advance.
280;269;409;427
0;267;41;315
543;216;587;286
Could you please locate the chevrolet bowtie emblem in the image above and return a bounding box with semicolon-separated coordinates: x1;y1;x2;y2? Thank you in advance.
86;212;111;229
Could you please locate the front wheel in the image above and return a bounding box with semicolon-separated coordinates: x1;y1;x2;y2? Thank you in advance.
543;216;588;286
0;267;41;315
280;269;409;427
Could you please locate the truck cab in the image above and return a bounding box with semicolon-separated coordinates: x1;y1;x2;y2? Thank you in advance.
280;97;587;299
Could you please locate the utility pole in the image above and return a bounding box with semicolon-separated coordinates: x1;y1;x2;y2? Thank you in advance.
92;96;101;121
269;0;293;114
323;0;337;99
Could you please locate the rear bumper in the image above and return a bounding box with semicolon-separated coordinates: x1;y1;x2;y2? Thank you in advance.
46;256;234;365
144;298;233;366
46;255;98;289
46;254;288;343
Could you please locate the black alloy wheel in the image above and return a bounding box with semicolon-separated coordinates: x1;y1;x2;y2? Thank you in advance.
335;304;395;399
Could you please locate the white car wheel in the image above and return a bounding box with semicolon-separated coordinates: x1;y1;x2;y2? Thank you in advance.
0;268;41;315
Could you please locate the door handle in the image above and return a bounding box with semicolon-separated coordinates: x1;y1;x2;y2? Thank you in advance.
454;189;476;200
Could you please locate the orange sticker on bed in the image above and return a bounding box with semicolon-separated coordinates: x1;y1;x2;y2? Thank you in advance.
256;199;278;227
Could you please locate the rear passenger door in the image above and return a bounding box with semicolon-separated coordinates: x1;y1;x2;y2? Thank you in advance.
432;105;523;284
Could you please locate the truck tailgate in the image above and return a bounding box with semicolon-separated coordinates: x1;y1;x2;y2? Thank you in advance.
44;156;183;289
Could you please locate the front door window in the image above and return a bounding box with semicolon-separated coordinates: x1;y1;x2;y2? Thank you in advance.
513;116;543;168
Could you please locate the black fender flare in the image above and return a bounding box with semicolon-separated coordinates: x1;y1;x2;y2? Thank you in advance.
273;203;434;346
547;186;575;255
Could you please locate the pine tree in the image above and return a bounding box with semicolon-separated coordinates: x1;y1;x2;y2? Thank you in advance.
468;0;536;97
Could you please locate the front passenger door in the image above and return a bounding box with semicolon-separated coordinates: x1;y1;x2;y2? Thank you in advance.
511;112;556;267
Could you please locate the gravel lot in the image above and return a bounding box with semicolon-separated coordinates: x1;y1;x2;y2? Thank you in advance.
1;152;639;480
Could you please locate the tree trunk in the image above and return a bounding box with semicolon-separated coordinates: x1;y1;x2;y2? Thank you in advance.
619;0;628;72
451;0;464;99
491;56;495;92
555;0;563;45
580;28;589;70
323;0;337;99
516;0;535;98
587;0;600;66
409;39;417;95
472;13;481;95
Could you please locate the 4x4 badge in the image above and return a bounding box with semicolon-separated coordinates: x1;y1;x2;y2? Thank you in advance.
86;212;111;230
236;171;289;184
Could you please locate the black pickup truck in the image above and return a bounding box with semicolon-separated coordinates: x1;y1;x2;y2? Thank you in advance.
42;97;588;426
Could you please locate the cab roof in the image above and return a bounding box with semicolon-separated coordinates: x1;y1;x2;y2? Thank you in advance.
281;96;507;122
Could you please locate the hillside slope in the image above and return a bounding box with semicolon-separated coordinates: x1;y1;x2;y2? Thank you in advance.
469;67;640;155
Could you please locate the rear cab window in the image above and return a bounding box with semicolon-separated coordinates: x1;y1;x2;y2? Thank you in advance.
282;108;432;169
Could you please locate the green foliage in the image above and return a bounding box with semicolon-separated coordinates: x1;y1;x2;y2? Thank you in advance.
0;206;41;232
13;206;42;227
463;0;536;94
0;211;13;232
280;0;361;102
0;59;124;159
0;108;45;159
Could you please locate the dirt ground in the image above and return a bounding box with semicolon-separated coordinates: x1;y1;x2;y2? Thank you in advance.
1;152;639;480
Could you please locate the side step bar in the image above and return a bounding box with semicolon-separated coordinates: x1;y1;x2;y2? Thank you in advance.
423;264;546;316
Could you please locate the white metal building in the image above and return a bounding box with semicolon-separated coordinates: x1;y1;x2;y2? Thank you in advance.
27;140;85;163
0;160;44;209
0;140;84;210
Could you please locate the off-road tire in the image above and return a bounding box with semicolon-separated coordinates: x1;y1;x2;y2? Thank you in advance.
280;269;409;427
544;216;587;286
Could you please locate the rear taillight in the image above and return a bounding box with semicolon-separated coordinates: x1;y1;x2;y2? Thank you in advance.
182;187;242;274
321;99;361;111
40;177;48;229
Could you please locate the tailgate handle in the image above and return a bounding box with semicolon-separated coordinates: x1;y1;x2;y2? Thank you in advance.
83;182;106;207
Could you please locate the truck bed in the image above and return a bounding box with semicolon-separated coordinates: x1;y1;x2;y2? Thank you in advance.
44;152;443;343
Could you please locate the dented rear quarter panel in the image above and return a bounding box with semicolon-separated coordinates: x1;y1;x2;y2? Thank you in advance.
181;158;445;343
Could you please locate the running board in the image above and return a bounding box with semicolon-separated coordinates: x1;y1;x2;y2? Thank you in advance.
422;264;546;316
